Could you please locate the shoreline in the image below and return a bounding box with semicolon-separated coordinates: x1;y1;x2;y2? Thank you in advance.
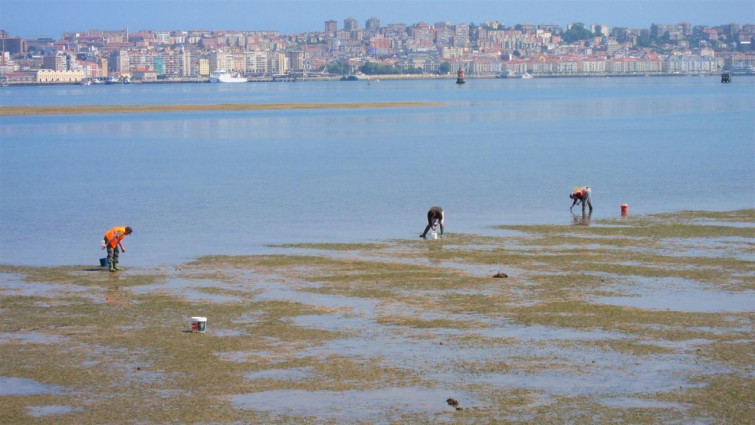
1;72;752;88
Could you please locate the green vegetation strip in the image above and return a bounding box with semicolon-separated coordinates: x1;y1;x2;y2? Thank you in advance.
0;101;444;116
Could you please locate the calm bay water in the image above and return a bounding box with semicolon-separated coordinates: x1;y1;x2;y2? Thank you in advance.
1;77;753;266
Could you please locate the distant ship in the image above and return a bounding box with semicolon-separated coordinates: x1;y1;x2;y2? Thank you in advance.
456;68;465;84
209;70;247;83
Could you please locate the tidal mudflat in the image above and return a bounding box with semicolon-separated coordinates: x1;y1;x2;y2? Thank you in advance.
0;210;752;424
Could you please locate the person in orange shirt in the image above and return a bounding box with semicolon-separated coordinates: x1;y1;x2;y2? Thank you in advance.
569;189;585;211
569;186;593;213
103;226;133;272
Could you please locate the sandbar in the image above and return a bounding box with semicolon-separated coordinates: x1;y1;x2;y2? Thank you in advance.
0;102;443;116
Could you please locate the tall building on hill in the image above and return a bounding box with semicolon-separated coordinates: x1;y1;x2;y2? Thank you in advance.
0;30;27;55
366;17;380;35
325;20;338;35
344;17;358;31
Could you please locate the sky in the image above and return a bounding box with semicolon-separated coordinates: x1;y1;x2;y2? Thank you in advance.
1;0;753;38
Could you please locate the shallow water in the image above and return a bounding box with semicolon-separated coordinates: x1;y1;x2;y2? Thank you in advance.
0;377;62;396
129;278;246;303
26;405;83;417
593;276;755;313
230;387;476;423
1;77;753;267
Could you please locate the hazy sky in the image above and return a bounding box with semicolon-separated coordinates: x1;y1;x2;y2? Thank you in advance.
1;0;753;38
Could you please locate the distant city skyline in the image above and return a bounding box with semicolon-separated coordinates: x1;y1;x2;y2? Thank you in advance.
1;0;754;38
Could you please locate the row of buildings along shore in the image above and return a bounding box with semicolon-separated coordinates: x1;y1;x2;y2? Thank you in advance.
1;18;754;85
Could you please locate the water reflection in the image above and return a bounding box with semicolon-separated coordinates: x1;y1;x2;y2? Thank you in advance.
105;285;129;305
571;211;592;226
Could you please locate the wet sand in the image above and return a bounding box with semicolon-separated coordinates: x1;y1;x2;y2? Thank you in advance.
0;101;443;116
0;210;752;424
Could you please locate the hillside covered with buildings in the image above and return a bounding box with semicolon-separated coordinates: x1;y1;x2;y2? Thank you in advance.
0;18;753;84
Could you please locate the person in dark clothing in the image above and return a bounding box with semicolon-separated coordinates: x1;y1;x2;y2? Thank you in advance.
420;206;445;239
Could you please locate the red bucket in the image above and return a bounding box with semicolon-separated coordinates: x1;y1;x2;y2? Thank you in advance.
621;204;628;216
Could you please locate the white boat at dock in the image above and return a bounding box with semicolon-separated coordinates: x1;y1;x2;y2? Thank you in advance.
498;71;533;79
209;70;247;83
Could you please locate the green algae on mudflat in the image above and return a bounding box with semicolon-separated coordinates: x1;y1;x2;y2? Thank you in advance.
0;209;751;424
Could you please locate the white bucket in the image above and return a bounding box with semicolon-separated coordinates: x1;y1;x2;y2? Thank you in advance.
431;231;438;239
191;316;207;333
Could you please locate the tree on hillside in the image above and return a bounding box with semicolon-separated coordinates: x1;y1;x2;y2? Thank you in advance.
327;60;351;75
637;29;652;48
563;23;592;43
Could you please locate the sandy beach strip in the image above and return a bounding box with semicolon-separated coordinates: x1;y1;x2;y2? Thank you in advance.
0;101;443;116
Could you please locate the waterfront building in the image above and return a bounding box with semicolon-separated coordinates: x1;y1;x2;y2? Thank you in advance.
726;54;755;72
99;57;109;77
109;50;129;74
36;69;86;83
3;71;35;83
501;59;528;75
80;61;101;78
244;51;268;75
663;54;721;73
468;57;501;76
578;58;607;73
198;58;210;76
269;52;288;75
287;50;304;72
180;49;192;76
132;68;158;81
209;49;231;72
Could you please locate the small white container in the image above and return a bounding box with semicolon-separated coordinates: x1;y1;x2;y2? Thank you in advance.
191;317;207;333
430;231;438;239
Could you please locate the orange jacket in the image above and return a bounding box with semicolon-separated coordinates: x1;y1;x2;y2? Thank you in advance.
104;226;128;248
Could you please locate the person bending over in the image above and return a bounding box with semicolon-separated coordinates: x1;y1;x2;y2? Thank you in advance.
569;191;584;211
420;206;444;239
569;186;593;212
103;226;133;272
